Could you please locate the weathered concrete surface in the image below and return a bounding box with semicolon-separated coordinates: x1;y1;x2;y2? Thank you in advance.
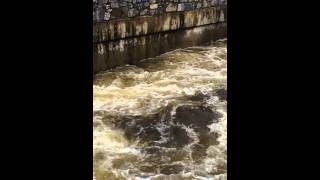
93;3;227;74
93;6;226;43
93;22;226;74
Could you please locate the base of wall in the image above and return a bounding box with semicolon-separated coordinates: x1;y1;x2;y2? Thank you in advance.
93;22;226;75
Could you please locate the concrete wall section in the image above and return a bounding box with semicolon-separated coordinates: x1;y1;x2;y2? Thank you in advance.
93;1;227;74
93;22;226;74
93;5;226;42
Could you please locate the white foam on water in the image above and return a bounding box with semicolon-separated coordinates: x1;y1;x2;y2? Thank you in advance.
93;40;227;180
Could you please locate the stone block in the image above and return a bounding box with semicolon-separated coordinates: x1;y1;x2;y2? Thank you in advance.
111;1;119;8
104;12;111;20
166;3;177;12
150;3;159;9
184;3;194;11
128;8;139;17
140;8;149;15
177;3;184;11
196;3;202;9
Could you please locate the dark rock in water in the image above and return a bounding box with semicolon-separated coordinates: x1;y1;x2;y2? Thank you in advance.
140;128;162;144
191;144;208;162
122;118;162;144
139;164;157;173
110;110;169;144
168;150;190;162
191;132;219;162
216;88;227;101
160;164;184;175
108;105;182;146
142;147;189;165
174;105;221;131
163;125;192;148
173;105;221;161
199;132;219;147
187;91;211;101
143;146;162;154
105;104;222;167
141;147;182;167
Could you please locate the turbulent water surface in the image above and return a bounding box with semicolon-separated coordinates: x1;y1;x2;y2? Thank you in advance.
93;39;227;180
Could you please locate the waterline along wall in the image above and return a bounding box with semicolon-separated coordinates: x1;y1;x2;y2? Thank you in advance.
93;0;227;74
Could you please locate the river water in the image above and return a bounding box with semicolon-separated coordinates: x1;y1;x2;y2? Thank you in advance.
93;39;227;180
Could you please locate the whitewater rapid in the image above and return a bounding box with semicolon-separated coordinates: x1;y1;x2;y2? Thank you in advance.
93;39;227;180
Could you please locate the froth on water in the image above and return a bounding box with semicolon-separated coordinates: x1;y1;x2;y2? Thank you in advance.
93;40;227;180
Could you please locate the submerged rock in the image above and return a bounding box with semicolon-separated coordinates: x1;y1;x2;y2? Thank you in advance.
187;91;212;101
216;88;227;101
100;103;222;175
160;164;184;175
174;105;221;131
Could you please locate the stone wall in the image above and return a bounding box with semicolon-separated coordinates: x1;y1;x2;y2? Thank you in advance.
93;0;227;74
93;22;226;74
93;0;227;22
93;6;226;43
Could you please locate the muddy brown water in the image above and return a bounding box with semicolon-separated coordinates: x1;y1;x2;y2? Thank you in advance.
93;39;227;180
